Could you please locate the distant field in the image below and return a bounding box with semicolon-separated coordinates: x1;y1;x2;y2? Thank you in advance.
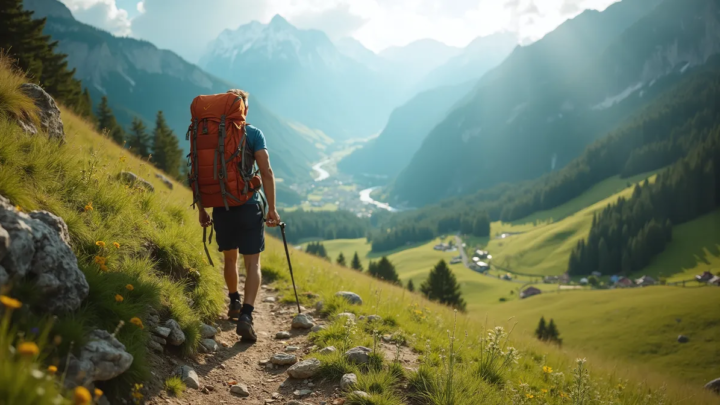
475;286;720;385
486;173;658;276
284;202;338;212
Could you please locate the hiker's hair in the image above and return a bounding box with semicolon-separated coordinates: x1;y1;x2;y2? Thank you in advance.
227;89;249;106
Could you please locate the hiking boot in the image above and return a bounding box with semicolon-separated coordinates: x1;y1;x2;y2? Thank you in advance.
227;300;242;320
236;314;257;342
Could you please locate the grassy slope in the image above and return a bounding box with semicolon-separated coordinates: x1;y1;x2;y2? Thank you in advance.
475;286;720;385
4;108;716;403
486;173;658;277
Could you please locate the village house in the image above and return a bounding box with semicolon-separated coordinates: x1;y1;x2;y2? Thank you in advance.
544;275;560;284
614;276;634;288
635;275;656;287
709;276;720;286
696;271;714;282
520;286;542;299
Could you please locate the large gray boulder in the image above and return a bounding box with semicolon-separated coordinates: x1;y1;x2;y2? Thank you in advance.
345;346;372;364
119;172;154;192
287;358;321;379
154;173;174;190
16;83;65;142
705;378;720;394
0;196;88;312
64;329;134;388
335;291;363;305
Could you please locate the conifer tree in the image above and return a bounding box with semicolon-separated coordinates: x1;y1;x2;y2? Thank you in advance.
96;96;124;144
336;252;346;267
546;319;562;345
152;111;182;178
407;279;415;292
368;257;400;284
350;252;363;271
128;117;151;158
535;317;547;340
0;0;90;117
420;260;466;311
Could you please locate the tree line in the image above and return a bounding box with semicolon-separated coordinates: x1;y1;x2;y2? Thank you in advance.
1;0;184;179
272;210;369;244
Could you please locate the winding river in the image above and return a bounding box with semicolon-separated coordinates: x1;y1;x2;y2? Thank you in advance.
311;159;331;182
359;187;399;212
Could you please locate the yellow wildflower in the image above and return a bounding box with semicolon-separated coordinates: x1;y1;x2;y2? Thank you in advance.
0;295;22;309
94;388;103;398
541;389;548;394
17;342;39;357
130;317;143;329
126;284;134;291
617;384;624;391
95;241;106;248
119;155;127;163
84;202;93;212
526;394;534;399
113;242;120;249
542;365;553;374
115;294;124;303
48;365;58;374
100;264;109;272
15;205;22;212
94;256;106;265
73;386;92;405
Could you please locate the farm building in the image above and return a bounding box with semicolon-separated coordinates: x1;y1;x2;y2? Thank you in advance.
635;275;656;286
696;271;714;282
709;276;720;286
520;286;542;299
614;277;634;287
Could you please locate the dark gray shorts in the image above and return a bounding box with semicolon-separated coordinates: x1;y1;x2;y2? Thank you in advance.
212;203;265;255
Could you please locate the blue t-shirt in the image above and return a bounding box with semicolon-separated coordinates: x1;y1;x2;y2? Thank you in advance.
244;125;266;204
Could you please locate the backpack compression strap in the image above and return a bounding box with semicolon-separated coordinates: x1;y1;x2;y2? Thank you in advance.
203;223;214;267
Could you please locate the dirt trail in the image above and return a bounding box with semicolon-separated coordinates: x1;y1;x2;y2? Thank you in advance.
145;278;339;405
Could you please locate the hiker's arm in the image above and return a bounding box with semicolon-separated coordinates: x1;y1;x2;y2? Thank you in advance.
255;149;280;227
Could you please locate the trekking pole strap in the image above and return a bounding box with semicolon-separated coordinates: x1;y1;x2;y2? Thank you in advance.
280;222;302;314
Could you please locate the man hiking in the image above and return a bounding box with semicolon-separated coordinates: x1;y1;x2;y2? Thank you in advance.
190;89;281;342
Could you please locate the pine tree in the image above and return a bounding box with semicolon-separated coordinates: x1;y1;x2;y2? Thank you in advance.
407;279;415;292
535;317;547;340
0;0;90;117
96;96;124;144
152;111;182;178
546;319;562;345
472;212;491;237
350;252;363;271
368;257;400;284
128;117;151;158
336;252;346;267
419;260;466;311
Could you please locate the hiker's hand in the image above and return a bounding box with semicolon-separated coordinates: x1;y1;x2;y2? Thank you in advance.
266;209;280;228
198;209;212;228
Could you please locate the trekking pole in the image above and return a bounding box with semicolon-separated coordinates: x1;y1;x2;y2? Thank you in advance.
279;222;302;314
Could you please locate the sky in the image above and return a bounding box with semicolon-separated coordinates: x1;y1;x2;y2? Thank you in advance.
58;0;620;63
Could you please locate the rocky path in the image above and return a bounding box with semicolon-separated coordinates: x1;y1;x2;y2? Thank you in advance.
145;278;340;405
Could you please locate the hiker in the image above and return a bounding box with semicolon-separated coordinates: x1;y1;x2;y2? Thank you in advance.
189;89;281;342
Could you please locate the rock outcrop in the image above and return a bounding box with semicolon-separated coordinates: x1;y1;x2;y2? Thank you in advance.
154;172;174;189
119;172;155;192
64;329;134;388
16;84;65;142
335;291;363;305
0;195;88;313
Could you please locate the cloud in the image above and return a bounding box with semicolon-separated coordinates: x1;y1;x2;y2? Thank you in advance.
60;0;131;36
560;0;582;16
130;0;271;63
288;3;368;41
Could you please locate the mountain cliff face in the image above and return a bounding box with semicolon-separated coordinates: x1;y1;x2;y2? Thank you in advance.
388;0;709;207
24;0;319;183
200;15;401;140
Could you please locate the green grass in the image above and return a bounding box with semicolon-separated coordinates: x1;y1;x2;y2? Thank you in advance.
164;376;186;397
284;202;338;212
474;286;720;386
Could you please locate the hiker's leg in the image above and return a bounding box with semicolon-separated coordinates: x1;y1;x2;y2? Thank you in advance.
223;249;239;294
242;253;261;305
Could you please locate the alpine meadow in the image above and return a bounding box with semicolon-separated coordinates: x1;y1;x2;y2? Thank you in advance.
0;0;719;404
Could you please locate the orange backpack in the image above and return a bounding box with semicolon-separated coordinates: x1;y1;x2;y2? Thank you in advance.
186;92;262;211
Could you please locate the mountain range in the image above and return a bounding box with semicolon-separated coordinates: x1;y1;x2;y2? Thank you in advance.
388;0;718;207
24;0;320;185
200;15;402;140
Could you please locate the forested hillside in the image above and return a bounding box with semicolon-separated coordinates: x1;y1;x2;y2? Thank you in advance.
389;0;701;206
371;54;720;252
